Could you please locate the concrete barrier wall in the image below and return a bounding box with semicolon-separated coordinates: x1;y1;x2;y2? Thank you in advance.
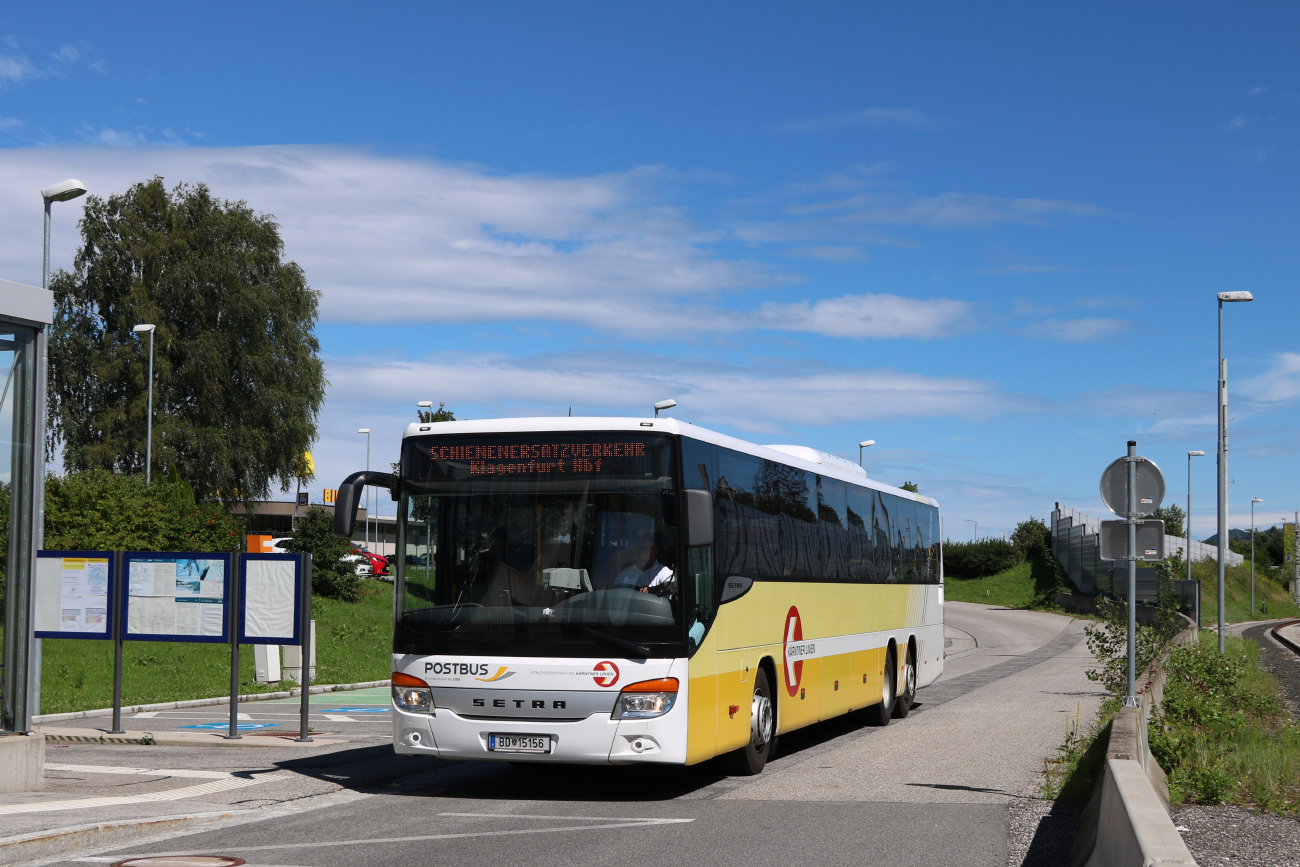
1070;626;1199;867
0;731;44;793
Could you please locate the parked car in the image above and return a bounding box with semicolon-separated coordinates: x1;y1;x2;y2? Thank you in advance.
350;544;389;577
267;537;386;578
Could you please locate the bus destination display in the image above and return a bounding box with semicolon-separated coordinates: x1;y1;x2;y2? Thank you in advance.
430;440;650;477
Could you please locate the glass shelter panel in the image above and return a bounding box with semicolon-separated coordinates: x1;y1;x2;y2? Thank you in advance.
0;324;39;733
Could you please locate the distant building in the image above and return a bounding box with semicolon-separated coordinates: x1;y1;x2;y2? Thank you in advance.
234;500;396;554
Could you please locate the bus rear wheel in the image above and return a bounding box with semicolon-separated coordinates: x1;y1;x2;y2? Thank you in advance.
864;646;895;726
893;644;916;719
725;668;776;775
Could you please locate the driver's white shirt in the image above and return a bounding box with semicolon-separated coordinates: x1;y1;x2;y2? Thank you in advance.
612;560;673;590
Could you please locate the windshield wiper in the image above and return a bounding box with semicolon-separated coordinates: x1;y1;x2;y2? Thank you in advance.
583;627;651;659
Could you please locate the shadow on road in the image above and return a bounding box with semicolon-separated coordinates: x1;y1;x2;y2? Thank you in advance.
269;704;903;801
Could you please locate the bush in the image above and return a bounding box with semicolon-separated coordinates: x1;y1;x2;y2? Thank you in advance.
43;469;243;552
281;506;361;602
1011;516;1051;556
1149;635;1298;811
1084;596;1167;698
943;538;1023;578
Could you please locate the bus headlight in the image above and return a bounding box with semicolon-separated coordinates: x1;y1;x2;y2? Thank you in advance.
392;672;433;713
612;677;679;719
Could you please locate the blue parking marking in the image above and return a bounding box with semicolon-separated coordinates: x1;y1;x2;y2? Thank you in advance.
180;722;282;731
323;707;390;713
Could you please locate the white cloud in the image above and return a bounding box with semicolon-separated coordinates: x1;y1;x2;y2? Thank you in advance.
0;146;1002;342
1223;116;1252;132
755;293;973;339
0;41;102;88
0;53;38;85
0;146;774;333
307;350;1029;517
790;245;865;262
785;192;1105;228
777;108;938;134
1020;317;1130;342
1242;352;1300;403
322;349;1021;434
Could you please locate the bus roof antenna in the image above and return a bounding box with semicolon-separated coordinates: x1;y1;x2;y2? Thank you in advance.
654;399;677;417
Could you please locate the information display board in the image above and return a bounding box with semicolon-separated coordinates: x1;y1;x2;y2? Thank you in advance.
34;551;115;639
239;554;303;645
123;553;231;643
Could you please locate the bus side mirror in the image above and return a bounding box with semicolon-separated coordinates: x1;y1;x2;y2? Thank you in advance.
333;471;397;538
334;479;362;538
683;489;713;547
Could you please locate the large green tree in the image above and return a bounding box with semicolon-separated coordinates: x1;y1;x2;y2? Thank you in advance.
49;178;326;501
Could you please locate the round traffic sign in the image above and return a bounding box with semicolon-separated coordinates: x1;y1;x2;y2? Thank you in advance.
1099;455;1166;517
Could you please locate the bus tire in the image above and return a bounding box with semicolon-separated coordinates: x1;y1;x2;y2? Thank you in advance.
725;667;776;775
893;643;916;719
864;646;895;726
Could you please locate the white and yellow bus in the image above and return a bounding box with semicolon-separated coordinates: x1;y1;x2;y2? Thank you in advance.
335;417;944;774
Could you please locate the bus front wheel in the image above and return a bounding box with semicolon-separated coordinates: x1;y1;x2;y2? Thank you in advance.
725;668;776;775
893;644;917;719
864;646;895;726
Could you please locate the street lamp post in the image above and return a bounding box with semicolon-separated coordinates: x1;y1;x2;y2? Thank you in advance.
37;179;87;718
964;519;977;539
358;428;371;551
132;325;156;483
653;399;676;418
1217;291;1253;653
1251;498;1263;616
1187;450;1205;626
858;440;875;474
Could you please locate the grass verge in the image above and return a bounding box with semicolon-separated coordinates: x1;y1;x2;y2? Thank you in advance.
37;581;393;715
1041;705;1117;802
1150;630;1300;814
1188;559;1300;624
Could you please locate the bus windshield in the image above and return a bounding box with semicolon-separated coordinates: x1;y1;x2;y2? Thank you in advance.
395;432;688;658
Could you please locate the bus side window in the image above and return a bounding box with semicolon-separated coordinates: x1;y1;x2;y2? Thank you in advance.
681;437;718;651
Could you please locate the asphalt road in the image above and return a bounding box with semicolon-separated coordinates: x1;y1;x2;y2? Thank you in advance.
24;601;1103;867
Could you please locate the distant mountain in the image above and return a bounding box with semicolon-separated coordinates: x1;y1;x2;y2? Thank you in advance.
1202;528;1255;545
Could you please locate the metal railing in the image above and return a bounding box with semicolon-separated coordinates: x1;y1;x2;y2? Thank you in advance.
1052;503;1235;616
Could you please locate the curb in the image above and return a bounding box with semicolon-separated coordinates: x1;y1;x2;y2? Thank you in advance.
34;680;388;724
43;727;345;748
0;811;232;867
1271;619;1300;656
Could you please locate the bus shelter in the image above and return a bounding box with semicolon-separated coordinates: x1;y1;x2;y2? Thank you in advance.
0;278;53;791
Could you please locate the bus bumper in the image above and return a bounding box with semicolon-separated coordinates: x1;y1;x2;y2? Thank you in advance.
391;705;687;765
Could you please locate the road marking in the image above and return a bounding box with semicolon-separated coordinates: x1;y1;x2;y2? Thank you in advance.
0;770;290;815
322;715;355;722
155;815;695;854
46;763;245;780
72;861;317;867
131;712;159;718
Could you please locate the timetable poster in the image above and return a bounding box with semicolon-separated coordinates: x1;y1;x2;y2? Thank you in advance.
127;557;226;639
57;556;110;633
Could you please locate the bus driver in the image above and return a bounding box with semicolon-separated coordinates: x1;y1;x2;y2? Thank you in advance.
612;532;674;594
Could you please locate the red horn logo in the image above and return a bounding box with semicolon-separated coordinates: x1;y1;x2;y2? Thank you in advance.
783;606;803;697
593;661;620;688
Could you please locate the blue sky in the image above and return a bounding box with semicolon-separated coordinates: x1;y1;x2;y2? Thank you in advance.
1;3;1297;537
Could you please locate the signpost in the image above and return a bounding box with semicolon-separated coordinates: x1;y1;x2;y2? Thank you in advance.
33;550;312;740
1099;441;1166;708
